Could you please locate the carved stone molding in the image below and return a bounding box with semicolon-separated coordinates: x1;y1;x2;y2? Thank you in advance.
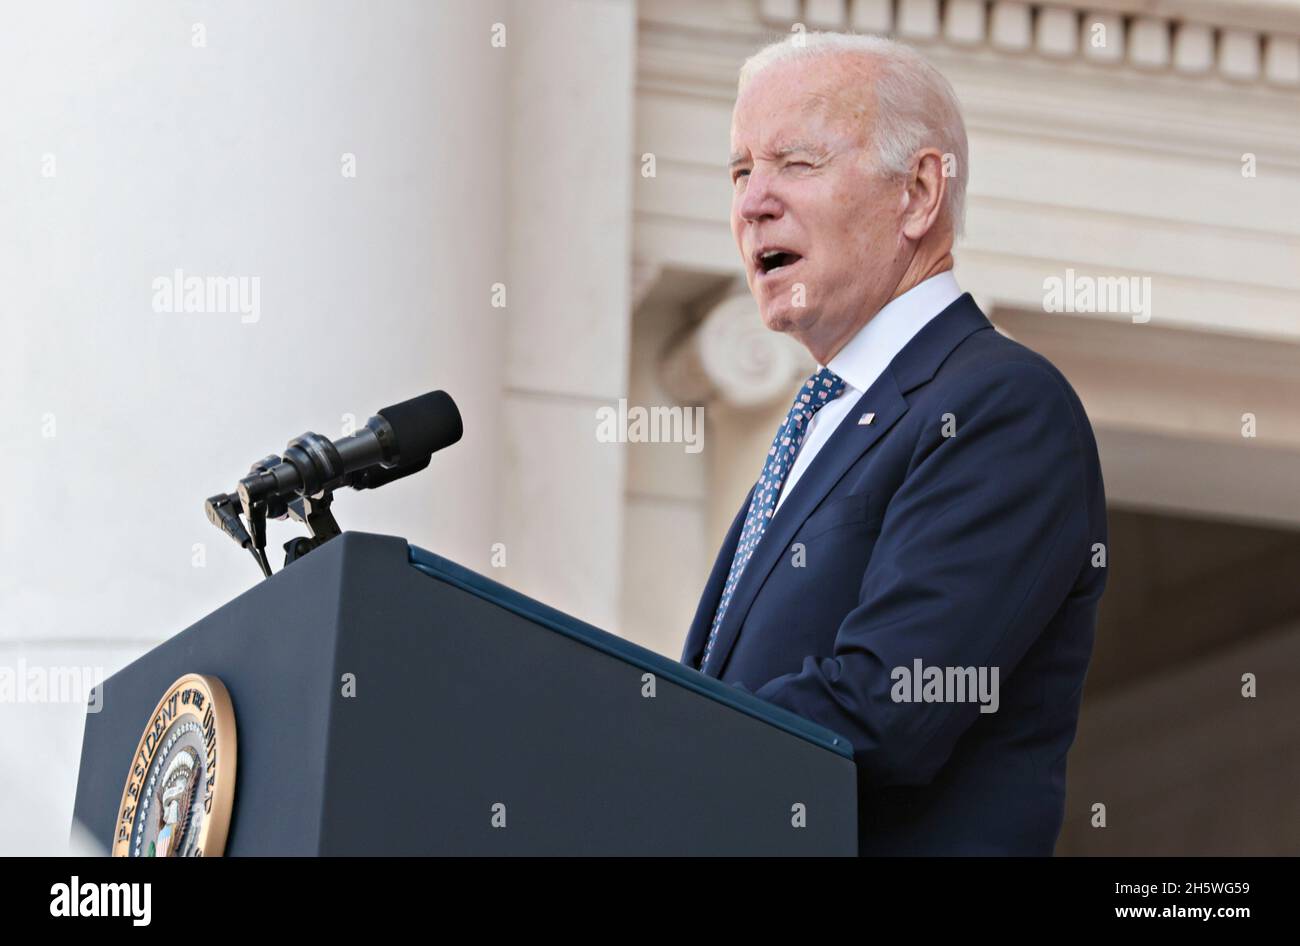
660;293;814;408
752;0;1300;87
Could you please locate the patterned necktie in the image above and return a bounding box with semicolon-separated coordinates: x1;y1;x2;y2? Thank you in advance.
700;366;847;670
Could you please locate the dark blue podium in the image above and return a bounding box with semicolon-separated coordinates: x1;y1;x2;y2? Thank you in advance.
73;532;857;855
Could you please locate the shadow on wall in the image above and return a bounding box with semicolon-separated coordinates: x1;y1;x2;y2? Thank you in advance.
1059;508;1300;855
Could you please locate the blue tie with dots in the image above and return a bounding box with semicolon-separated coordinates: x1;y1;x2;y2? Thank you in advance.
700;366;848;671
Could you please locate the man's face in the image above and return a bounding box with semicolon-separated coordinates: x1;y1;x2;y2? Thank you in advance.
729;56;905;360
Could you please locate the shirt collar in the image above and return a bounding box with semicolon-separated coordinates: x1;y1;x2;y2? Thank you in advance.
822;271;963;393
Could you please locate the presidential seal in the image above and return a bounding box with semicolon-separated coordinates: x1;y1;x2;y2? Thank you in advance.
112;674;236;857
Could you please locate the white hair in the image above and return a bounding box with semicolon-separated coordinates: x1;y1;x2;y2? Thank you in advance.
738;32;969;236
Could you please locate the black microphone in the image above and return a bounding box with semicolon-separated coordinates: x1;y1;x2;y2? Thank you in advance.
237;391;462;508
349;453;432;490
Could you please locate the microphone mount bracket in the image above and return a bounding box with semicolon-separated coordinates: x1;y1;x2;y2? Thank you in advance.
232;446;350;578
282;490;343;566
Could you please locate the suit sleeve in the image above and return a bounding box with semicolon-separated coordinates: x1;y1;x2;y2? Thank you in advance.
746;359;1094;788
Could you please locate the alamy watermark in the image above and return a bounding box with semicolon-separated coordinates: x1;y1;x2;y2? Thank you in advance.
50;877;150;926
151;268;261;324
1042;268;1151;323
596;399;704;454
0;659;104;713
891;659;999;714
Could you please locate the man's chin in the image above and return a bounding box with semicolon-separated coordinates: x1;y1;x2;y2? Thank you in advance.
758;305;802;335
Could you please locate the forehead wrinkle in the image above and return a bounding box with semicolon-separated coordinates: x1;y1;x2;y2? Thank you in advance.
772;138;829;158
729;135;835;169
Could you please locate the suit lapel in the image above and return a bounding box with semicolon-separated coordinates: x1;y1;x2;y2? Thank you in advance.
698;293;992;678
699;374;907;677
680;484;753;668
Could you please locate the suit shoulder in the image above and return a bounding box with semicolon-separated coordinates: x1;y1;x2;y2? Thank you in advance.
910;325;1106;516
917;327;1103;480
937;325;1088;420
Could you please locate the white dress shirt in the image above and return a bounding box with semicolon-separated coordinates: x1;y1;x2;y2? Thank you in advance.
773;271;963;514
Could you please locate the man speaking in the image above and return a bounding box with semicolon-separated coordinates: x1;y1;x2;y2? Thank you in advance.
680;33;1108;855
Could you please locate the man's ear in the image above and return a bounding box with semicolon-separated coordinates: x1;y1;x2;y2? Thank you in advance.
901;148;947;241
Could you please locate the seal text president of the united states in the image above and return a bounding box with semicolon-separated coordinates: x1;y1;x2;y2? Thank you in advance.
679;33;1108;856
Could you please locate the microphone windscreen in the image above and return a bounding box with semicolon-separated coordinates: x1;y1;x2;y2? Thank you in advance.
376;390;463;462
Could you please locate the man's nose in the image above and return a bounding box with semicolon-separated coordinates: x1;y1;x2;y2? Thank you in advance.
738;171;783;222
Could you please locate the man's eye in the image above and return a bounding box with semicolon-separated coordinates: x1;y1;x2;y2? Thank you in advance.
732;169;750;183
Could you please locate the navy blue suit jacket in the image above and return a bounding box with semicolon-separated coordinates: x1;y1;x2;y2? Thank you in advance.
681;294;1108;855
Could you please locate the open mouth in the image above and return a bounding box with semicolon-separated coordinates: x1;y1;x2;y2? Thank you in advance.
756;249;803;276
